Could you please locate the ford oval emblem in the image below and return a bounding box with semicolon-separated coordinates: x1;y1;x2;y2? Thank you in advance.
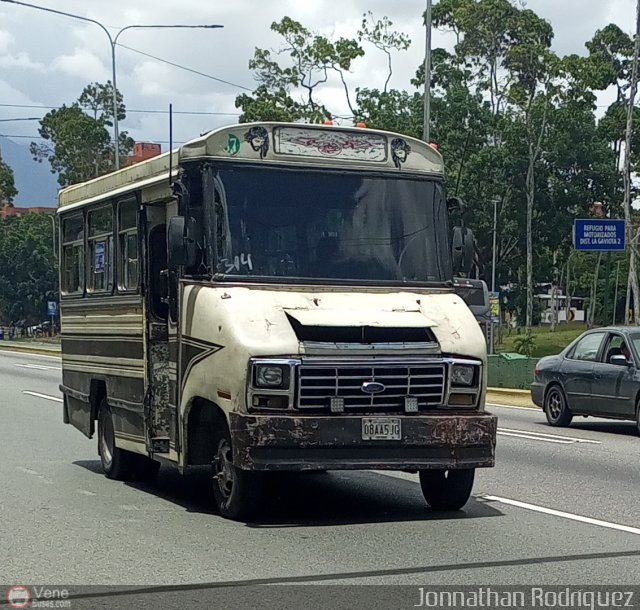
362;381;385;394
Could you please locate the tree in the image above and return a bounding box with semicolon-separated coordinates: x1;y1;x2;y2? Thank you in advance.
236;14;410;123
30;82;134;187
0;213;58;325
0;158;18;202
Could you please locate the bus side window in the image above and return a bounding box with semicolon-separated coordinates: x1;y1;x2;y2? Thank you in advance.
87;206;114;293
61;215;84;295
118;200;139;292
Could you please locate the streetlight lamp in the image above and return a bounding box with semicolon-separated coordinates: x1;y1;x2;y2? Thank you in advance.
0;0;223;170
422;0;433;143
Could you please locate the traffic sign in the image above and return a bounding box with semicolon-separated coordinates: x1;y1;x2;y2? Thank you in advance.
489;291;500;323
47;301;58;317
574;219;626;252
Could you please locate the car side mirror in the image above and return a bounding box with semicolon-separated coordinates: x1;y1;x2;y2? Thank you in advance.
610;355;631;367
167;216;197;268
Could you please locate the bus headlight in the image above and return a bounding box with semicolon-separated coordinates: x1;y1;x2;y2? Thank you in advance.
451;364;475;387
254;364;289;389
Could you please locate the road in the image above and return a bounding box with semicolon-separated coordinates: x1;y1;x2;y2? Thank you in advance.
1;349;640;594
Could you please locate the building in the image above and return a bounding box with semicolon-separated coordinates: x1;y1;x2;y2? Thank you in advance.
0;201;55;218
127;142;162;166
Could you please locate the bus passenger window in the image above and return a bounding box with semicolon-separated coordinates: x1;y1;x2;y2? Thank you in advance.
118;201;139;291
61;215;84;295
88;206;113;293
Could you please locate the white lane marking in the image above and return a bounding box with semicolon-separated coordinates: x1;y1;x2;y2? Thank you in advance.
0;349;61;361
16;466;54;485
497;431;573;444
497;427;601;445
22;391;63;403
486;402;537;411
15;363;62;371
484;495;640;537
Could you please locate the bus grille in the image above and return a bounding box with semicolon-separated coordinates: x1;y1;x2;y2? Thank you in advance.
297;362;446;412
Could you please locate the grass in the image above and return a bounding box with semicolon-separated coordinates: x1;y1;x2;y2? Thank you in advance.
496;324;585;358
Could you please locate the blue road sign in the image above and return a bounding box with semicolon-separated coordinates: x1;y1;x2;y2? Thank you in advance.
47;301;58;316
574;219;626;252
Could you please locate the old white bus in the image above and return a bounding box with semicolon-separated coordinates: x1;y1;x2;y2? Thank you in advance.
58;122;497;520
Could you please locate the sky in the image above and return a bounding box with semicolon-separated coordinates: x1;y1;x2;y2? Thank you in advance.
0;0;636;153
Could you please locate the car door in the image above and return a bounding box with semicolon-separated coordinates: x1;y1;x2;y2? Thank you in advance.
593;333;630;416
560;331;607;414
592;332;636;417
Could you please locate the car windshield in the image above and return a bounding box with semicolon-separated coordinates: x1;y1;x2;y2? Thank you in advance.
209;166;452;284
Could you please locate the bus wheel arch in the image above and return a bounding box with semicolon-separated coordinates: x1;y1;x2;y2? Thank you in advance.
185;398;227;466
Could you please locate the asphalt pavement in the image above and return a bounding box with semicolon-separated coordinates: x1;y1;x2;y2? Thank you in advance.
1;349;639;590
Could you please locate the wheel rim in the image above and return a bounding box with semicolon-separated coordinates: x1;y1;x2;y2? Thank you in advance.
547;390;563;421
99;411;114;467
213;440;234;499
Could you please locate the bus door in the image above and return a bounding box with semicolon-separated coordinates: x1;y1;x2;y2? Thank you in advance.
142;201;179;457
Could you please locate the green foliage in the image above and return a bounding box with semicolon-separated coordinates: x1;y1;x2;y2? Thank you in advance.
513;334;536;356
236;13;410;122
30;82;134;187
0;158;17;202
0;214;58;324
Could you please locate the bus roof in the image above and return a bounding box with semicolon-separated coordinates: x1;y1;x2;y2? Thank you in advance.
58;122;444;210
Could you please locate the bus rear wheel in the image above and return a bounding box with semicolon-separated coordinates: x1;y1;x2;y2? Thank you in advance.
97;398;138;480
419;468;475;511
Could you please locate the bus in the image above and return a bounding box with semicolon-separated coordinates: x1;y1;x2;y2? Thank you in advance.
57;122;497;520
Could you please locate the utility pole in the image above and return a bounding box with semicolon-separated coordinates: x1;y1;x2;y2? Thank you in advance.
491;198;498;293
613;260;621;325
423;0;433;142
623;0;640;325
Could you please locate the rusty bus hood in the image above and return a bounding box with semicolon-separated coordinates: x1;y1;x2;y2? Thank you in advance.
186;285;486;361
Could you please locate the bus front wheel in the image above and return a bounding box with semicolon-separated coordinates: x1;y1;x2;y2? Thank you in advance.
419;468;475;511
211;426;263;521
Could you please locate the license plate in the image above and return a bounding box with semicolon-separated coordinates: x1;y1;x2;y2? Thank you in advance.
362;418;401;441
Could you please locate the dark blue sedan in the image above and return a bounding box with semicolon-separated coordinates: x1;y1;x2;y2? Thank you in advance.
531;326;640;434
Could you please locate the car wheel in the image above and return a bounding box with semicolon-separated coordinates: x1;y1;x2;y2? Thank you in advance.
211;425;263;521
419;468;475;511
544;386;573;427
97;398;138;480
636;401;640;437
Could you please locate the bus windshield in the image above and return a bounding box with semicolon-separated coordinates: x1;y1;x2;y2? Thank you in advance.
210;166;452;284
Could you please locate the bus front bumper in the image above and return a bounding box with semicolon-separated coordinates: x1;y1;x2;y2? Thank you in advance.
230;412;497;472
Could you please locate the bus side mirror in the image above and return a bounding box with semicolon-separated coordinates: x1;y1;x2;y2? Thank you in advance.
452;227;475;274
168;216;197;268
447;196;466;215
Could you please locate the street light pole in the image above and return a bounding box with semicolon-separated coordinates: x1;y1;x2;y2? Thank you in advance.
47;213;56;260
423;0;433;143
491;198;498;293
0;0;222;170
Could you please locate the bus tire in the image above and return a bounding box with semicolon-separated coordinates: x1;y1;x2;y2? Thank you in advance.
97;398;137;480
211;425;263;521
419;468;475;511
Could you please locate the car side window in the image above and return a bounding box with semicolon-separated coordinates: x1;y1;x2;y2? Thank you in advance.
571;332;606;362
602;334;627;364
